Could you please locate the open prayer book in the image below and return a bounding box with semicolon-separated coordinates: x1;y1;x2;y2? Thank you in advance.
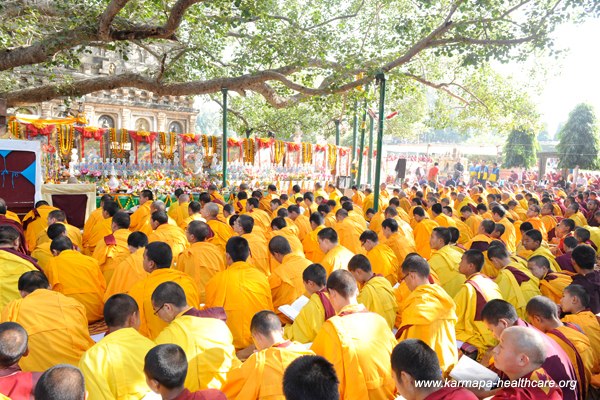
449;354;500;390
278;295;310;321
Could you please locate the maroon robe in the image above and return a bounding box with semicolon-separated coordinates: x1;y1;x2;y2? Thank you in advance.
173;388;226;400
424;387;478;400
572;270;600;314
0;365;42;400
0;215;28;254
492;368;562;399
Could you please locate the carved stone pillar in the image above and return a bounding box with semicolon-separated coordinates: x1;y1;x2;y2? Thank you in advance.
122;108;132;129
157;112;167;132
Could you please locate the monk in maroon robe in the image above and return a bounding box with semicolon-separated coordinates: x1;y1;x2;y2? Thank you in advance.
0;322;42;400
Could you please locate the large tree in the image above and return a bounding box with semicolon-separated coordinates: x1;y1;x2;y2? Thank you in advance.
503;128;538;169
0;0;597;118
557;103;599;170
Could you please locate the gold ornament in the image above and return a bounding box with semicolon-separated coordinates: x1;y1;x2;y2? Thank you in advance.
159;131;176;160
58;125;74;158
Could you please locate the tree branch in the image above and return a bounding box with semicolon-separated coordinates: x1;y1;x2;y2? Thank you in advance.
98;0;131;41
404;73;489;111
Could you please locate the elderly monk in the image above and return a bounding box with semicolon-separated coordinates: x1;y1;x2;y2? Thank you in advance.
34;209;82;250
487;242;541;319
347;255;397;329
202;203;234;252
283;264;335;344
47;236;106;323
396;255;458;375
92;210;131;284
81;200;118;256
268;236;312;323
82;194;112;254
381;218;416;266
317;228;354;275
527;296;595;400
334;209;366;255
223;311;313;399
148;211;188;266
302;213;327;263
0;226;40;309
493;326;563;399
129;189;154;232
454;250;502;361
22;201;59;251
359;230;399;285
0;322;43;399
176;221;225;304
481;299;578;400
153;282;239;391
1;271;93;371
79;294;155;399
412;206;439;259
233;215;270;276
428;227;466;298
311;270;397;400
205;237;273;350
527;255;572;305
128;242;200;340
104;232;148;301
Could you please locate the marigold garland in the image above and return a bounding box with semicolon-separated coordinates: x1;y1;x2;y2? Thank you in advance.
159;132;176;160
327;144;337;174
273;140;285;164
58;125;74;159
110;128;128;158
302;143;313;164
243;138;255;164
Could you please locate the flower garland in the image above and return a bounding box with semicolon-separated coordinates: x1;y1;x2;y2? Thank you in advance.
257;137;274;149
327;144;337;174
287;142;300;152
315;144;327;152
111;128;128;158
8;119;22;139
159;132;176;160
210;136;217;155
302;143;313;164
243;138;255;164
273;140;285;164
57;125;74;159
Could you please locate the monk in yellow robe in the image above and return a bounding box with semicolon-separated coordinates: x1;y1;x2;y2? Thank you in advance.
234;215;270;276
454;250;502;361
317;228;354;275
31;223;69;272
81;201;115;256
565;203;587;227
205;237;273;350
223;310;313;399
208;184;226;205
92;211;131;284
459;208;481;235
540;203;559;235
412;206;439;259
47;236;106;323
1;271;94;371
244;198;272;233
82;194;112;255
352;186;365;207
428;227;466;298
179;201;206;230
103;232;149;301
128;242;200;340
283;264;335;343
490;206;517;253
487;243;541;319
0;226;40;308
527;255;573;305
527;295;595;400
34;209;82;251
302;213;326;263
348;255;397;328
288;205;311;242
360;230;400;285
525;204;548;240
167;189;184;222
268;237;312;323
79;294;155;399
176;221;225;303
302;193;319;218
523;229;561;272
148;211;189;266
270;217;304;255
431;203;456;228
334;209;366;255
129;189;153;232
22;201;59;251
202;203;234;252
152;282;239;391
169;193;191;227
397;255;458;375
311;270;397;400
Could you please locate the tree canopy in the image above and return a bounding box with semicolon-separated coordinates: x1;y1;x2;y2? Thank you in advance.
503;128;538;169
557;103;599;170
0;0;597;135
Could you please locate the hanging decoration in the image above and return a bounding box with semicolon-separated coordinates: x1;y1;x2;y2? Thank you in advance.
180;133;200;144
256;137;274;149
273;140;285;164
26;122;54;143
159;131;176;160
286;142;301;152
57;125;75;160
8;119;23;139
302;143;313;164
110;128;129;158
130;130;157;143
315;144;327;152
243;138;255;164
327;144;337;174
75;126;105;157
339;147;349;156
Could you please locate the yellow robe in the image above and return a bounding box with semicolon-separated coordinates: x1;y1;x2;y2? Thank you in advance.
179;213;206;230
207;219;234;252
269;254;312;322
129;202;151;232
495;264;541;319
453;273;502;359
357;276;397;329
526;217;548;240
541;215;558;236
562;310;600;370
155;312;240;391
413;219;439;260
148;224;189;265
311;304;396;400
385;231;416;266
529;246;561;272
320;245;354;276
35;223;82;250
82;217;112;256
260;193;279;212
223;342;314;400
82;207;104;254
247;209;272;233
103;248;147;302
538;272;573;305
335;219;366;255
46;249;106;323
464;215;483;237
176;241;225;304
128;268;200;339
79;327;154;400
429;245;466;298
30;242;53;272
352;191;365;207
0;250;38;309
205;261;273;349
92;228;131;284
241;232;270;276
292;214;311;242
302;225;326;263
23;204;59;251
283;291;330;344
498;217;517;253
368;211;384;234
570;211;587;227
434;214;456;228
398;284;458;375
365;243;399;285
1;289;94;371
171;202;190;227
271;227;304;256
4;210;20;224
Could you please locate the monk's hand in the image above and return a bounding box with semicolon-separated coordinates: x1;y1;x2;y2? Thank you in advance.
479;348;494;367
236;344;256;361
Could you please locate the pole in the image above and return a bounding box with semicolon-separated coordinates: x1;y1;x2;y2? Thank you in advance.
221;88;228;188
373;73;386;213
367;114;374;185
357;97;367;187
335;119;340;146
351;99;358;187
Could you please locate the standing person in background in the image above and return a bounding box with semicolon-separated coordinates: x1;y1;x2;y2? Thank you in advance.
427;162;440;188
